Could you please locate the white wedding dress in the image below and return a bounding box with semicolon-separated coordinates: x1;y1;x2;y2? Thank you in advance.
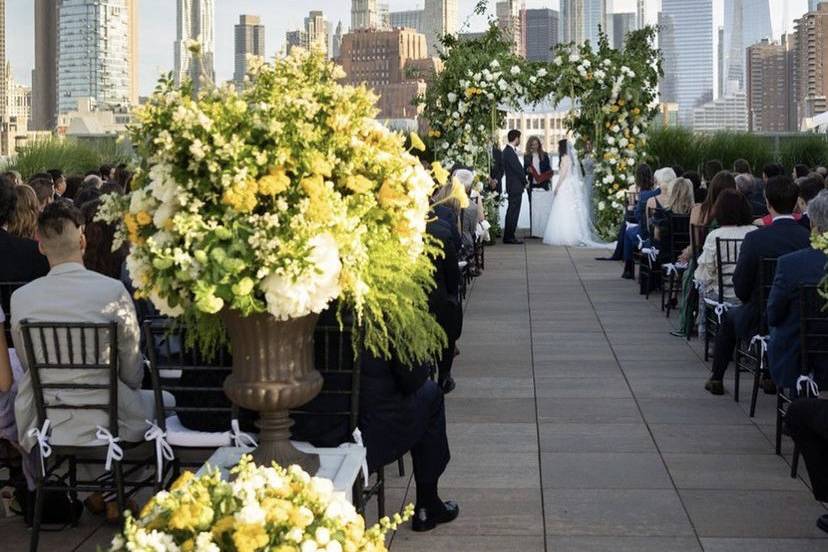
542;144;612;248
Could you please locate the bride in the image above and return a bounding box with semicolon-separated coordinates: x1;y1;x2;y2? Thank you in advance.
543;139;611;248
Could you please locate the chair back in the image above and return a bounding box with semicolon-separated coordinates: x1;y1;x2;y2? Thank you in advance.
667;213;691;261
19;320;120;438
714;238;743;302
0;281;25;345
690;224;709;259
143;319;238;433
799;285;828;388
758;257;779;334
290;319;360;446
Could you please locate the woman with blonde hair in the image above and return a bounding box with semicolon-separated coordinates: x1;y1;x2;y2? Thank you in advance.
7;184;39;240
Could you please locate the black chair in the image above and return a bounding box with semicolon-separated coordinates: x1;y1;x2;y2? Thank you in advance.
682;224;710;341
636;206;660;297
660;213;691;315
144;319;252;480
20;320;159;552
776;285;828;477
703;238;742;361
0;281;25;345
291;321;393;519
734;258;778;417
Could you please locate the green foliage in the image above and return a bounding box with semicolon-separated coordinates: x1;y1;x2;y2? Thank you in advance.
645;128;828;175
4;137;133;179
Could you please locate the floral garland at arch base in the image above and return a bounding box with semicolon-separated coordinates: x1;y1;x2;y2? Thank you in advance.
420;26;662;240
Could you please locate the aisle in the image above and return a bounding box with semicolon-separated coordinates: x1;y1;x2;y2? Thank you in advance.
390;242;827;552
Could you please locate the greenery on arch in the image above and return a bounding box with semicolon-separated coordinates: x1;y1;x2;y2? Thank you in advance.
420;24;662;239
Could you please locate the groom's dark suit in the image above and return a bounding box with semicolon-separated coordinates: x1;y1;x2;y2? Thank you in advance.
502;144;526;242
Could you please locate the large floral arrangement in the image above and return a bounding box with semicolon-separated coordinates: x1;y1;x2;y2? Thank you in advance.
110;455;411;552
99;49;445;364
420;14;661;239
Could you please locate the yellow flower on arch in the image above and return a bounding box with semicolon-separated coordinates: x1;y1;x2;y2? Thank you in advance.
409;132;426;152
258;167;291;195
233;523;269;552
431;162;449;185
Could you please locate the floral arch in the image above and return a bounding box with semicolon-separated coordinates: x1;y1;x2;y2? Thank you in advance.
420;25;662;239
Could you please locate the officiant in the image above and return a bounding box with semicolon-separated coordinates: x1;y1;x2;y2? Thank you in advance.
524;136;553;191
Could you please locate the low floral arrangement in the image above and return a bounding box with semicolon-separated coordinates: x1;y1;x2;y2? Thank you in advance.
99;49;446;364
110;455;412;552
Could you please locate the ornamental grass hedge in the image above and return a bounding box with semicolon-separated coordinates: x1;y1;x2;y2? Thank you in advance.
3;136;133;180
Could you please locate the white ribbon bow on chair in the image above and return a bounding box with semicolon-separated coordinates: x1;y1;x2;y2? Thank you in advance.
662;263;678;277
703;298;734;324
144;420;174;483
351;428;370;489
95;426;124;471
230;419;257;450
750;334;769;371
796;375;820;398
642;247;659;262
27;419;52;477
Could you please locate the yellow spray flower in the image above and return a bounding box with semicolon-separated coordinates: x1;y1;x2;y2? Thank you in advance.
345;174;374;194
258;167;291;195
124;213;140;242
223;179;259;213
409;132;426;152
308;152;332;177
378;180;405;208
431;162;449;185
135;211;152;226
449;177;470;209
211;515;236;539
233;523;269;552
170;471;195;492
301;174;331;221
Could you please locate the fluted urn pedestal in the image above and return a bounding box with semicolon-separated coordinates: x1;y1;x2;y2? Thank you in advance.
220;310;323;474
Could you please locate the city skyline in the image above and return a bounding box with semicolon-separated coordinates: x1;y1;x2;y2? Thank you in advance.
3;0;811;96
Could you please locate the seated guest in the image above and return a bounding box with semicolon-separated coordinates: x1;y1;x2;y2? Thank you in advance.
735;173;766;218
795;174;825;230
453;169;484;255
702;160;723;188
598;163;653;261
620;167;675;278
74;184;102;207
99;165;114;182
524;136;552;191
684;170;704;204
114;165;133;192
431;183;462;254
427;210;462;394
0;176;49;282
7;184;39;240
705;176;811;395
47;170;66;200
2;171;22;186
28;176;54;211
82;174;103;190
794;163;810;179
62;175;84;201
785;398;828;534
694;189;756;299
81;199;127;279
12;202;156;451
652;176;694;243
767;190;828;390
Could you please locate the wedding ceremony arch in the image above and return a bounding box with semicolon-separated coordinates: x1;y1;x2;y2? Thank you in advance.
420;23;662;239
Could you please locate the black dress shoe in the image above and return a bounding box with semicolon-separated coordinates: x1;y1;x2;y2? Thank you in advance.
503;238;524;245
595;256;621;261
439;376;456;395
705;379;725;395
818;514;828;534
412;501;460;532
761;376;777;395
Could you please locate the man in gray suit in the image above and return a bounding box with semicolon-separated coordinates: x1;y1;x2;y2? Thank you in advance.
12;202;155;451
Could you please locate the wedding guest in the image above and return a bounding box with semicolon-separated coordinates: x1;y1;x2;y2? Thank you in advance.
703;160;723;186
62;175;84;201
785;398;828;534
74;184;102;208
524;136;552;191
114;165;133;192
767;190;828;391
735;173;766;218
763;163;784;182
12;201;157;451
502;129;526;244
689;171;736;230
431;183;462;254
652;177;694;243
795;174;825;230
684;170;704;204
620;167;674;278
2;171;22;186
99;165;114;182
7;185;39;240
47;169;66;199
0;176;49;282
81;199;128;279
705;176;811;395
453;169;484;255
0;306;12;392
82;174;103;189
28;176;54;211
597;163;654;262
794;163;810;179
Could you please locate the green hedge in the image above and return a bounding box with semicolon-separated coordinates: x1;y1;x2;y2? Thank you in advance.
3;137;134;180
644;127;828;175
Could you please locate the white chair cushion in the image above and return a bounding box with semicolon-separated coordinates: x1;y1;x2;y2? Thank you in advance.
165;415;232;448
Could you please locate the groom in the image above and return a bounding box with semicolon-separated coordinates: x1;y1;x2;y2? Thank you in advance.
502;129;526;244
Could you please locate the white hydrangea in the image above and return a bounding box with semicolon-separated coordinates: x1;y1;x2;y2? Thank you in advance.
490;59;500;68
553;56;563;66
510;65;521;75
194;532;219;552
537;67;548;77
261;233;342;320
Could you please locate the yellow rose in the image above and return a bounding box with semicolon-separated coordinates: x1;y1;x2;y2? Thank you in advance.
233;523;269;552
258;167;291;195
135;211;152;226
308;152;332;177
378;180;404;207
409;132;426;152
345;174;373;194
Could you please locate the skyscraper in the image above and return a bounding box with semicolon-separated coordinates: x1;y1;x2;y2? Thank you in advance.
56;0;135;114
285;30;307;54
659;0;714;125
723;0;772;93
234;15;265;89
32;0;58;129
747;39;791;132
351;0;381;30
794;3;828;125
390;9;423;32
636;0;645;28
0;0;6;120
524;8;559;62
175;0;215;93
561;0;607;46
423;0;458;54
128;0;138;106
496;0;524;56
607;12;635;50
305;10;330;57
332;21;343;60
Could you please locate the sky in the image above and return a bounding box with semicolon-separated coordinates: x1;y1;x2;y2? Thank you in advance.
5;0;810;96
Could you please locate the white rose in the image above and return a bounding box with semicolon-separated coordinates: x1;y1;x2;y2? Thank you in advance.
447;92;457;103
529;76;537;84
571;53;581;62
510;65;521;75
148;288;185;317
537;68;548;77
598;201;606;211
490;59;500;68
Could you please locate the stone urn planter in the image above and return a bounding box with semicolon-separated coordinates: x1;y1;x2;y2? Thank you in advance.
220;309;323;474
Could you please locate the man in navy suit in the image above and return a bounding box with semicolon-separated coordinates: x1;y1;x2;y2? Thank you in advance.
705;176;811;395
767;190;828;390
502;129;526;244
